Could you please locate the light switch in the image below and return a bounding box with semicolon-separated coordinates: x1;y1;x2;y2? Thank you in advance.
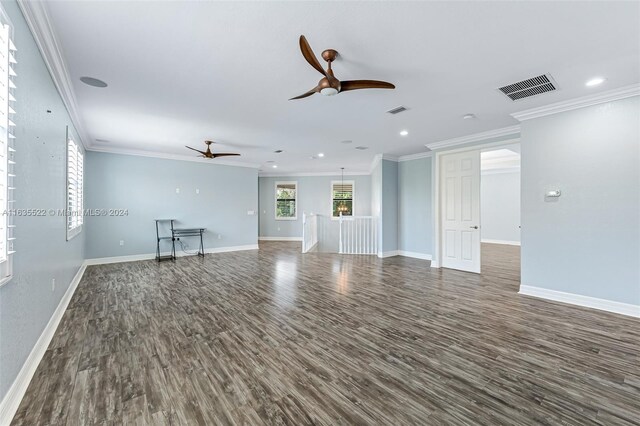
545;190;561;197
247;210;255;215
196;188;200;194
176;188;180;194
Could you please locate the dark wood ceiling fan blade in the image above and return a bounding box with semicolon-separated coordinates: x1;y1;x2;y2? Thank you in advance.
340;80;396;92
186;145;207;155
289;86;320;100
299;35;327;77
212;153;241;158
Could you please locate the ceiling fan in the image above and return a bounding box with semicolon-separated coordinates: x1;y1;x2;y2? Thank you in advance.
290;35;395;100
185;140;240;158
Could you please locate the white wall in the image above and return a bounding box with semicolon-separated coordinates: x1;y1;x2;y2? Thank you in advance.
521;96;639;306
481;170;520;244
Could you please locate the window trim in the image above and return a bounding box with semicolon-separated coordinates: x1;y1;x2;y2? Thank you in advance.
274;180;298;221
0;5;15;287
66;132;84;241
331;180;355;220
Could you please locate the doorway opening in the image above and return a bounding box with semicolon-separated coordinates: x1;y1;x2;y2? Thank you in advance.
480;144;521;286
435;140;521;280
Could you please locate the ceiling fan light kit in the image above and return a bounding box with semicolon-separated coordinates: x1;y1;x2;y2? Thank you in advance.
320;87;338;96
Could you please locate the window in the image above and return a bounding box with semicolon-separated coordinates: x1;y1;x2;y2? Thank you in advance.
0;7;16;285
66;136;84;240
275;181;297;220
332;181;354;218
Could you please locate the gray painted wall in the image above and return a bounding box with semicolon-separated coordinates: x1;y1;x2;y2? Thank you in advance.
381;160;399;253
481;171;520;243
258;175;371;252
398;156;433;255
521;96;640;305
370;160;383;253
0;0;85;399
84;152;258;259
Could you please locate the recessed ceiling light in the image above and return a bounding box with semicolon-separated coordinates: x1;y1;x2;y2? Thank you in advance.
272;165;278;168
310;156;317;160
80;76;108;88
586;77;606;87
266;160;275;163
318;153;325;158
95;138;110;143
274;149;283;153
355;146;368;150
341;140;353;144
463;113;476;120
399;130;409;136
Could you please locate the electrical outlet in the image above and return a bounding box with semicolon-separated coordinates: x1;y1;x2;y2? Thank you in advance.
119;240;124;246
51;278;55;292
196;188;200;194
176;188;180;194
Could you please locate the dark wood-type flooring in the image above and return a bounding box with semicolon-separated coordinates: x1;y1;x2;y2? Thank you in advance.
12;242;640;425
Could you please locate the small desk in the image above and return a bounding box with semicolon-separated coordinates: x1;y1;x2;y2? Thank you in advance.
173;227;205;257
155;219;205;261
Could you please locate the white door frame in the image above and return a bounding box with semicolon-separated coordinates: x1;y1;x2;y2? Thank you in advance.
433;138;520;269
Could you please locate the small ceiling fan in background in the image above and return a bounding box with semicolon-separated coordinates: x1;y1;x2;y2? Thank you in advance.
185;140;240;158
290;35;396;100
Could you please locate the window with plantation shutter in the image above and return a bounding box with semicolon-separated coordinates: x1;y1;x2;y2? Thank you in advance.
275;181;297;220
0;5;16;286
332;181;354;218
66;137;83;240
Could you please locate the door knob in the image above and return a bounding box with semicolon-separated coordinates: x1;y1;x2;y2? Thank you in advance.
470;226;479;229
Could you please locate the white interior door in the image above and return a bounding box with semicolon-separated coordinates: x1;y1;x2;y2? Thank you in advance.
441;150;481;273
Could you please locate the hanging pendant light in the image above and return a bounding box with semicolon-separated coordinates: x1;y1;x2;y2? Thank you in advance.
337;167;348;215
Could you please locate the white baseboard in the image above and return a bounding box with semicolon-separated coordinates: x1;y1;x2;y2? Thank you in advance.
258;237;302;242
378;250;399;258
398;251;432;261
206;244;259;254
430;260;440;268
0;264;87;425
519;285;640;318
85;244;259;266
84;253;155;265
481;239;521;246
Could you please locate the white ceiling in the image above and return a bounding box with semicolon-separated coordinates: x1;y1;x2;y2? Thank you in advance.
42;1;640;174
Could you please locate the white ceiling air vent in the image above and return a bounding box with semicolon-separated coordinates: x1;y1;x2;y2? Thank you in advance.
386;105;408;115
498;74;557;101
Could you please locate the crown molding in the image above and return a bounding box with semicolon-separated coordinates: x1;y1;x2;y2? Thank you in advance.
368;153;399;173
375;153;399;162
17;0;91;149
425;125;521;151
398;151;433;162
481;166;520;175
511;83;640;121
258;171;368;177
87;146;261;169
